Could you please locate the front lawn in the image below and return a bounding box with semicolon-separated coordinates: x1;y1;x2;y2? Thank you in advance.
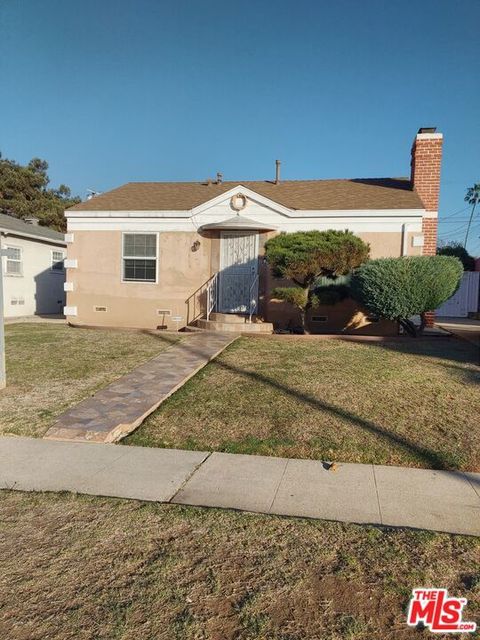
126;336;480;471
0;490;478;639
1;323;179;438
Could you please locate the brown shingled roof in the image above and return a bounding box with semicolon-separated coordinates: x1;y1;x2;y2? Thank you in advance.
68;178;424;212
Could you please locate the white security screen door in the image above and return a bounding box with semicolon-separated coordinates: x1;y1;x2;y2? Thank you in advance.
219;232;258;313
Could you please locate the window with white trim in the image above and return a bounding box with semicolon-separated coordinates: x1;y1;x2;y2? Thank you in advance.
5;246;22;275
122;233;157;282
51;250;65;272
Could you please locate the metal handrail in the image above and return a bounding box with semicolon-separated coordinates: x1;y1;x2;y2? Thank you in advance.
185;272;218;324
248;274;259;323
206;272;218;320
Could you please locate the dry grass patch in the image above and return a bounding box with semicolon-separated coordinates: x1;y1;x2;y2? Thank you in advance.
0;491;478;640
1;323;180;438
126;336;480;471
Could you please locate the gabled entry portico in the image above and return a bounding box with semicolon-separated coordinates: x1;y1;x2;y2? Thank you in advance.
199;212;276;322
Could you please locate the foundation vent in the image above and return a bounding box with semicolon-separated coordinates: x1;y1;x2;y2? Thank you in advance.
312;316;328;322
94;306;108;312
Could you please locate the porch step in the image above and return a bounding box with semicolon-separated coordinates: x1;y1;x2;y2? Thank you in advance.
210;312;257;324
196;318;273;333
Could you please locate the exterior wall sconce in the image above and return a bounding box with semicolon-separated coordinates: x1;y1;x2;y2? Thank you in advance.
191;240;201;252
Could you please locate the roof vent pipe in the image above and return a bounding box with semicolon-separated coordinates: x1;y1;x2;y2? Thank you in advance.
216;172;223;184
275;160;281;184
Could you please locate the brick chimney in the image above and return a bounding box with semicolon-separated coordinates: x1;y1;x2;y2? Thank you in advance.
410;127;443;253
410;127;443;326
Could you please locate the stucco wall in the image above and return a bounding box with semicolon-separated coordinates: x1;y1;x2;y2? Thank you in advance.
357;231;422;259
66;226;420;332
66;230;215;329
2;234;66;317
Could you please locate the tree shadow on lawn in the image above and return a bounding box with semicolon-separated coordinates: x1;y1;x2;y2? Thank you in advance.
138;329;183;346
170;335;479;480
338;336;480;386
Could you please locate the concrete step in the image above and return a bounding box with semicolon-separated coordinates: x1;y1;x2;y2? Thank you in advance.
210;312;256;324
196;319;273;333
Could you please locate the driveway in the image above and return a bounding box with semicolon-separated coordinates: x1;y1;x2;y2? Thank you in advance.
436;316;480;348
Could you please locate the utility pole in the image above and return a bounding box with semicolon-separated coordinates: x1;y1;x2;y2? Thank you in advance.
0;235;15;389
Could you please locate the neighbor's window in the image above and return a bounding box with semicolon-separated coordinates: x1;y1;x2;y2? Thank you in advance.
51;250;65;272
122;233;157;282
5;246;22;275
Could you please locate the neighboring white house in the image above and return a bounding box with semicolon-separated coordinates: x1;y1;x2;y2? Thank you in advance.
0;213;67;318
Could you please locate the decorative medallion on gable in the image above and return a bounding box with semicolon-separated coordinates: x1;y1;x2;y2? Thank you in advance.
230;193;248;212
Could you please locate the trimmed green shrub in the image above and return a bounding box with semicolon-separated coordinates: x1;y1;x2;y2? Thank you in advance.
271;287;308;310
351;255;463;336
265;230;370;332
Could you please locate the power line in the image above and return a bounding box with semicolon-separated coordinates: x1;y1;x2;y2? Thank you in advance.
438;219;476;224
439;220;478;233
437;224;470;239
437;221;480;239
439;205;470;220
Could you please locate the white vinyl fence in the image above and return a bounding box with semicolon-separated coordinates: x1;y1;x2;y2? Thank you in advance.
437;272;480;317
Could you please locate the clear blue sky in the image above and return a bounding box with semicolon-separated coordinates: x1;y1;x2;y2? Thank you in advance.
1;0;479;252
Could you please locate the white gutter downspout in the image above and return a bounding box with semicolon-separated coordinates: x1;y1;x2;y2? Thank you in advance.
402;223;410;256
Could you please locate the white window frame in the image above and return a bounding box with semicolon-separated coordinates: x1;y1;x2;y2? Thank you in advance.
51;249;65;273
5;245;23;277
121;232;159;284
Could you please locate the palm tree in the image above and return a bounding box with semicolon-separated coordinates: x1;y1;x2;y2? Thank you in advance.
464;183;480;249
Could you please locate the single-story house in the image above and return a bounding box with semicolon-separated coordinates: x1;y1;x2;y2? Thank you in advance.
1;214;67;318
63;127;442;334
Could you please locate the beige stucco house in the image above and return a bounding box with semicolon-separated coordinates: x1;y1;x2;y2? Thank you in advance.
63;128;442;334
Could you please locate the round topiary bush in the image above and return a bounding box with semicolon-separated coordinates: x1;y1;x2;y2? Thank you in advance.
350;255;463;336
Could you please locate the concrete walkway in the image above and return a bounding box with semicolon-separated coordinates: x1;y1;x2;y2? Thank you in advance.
44;332;236;443
1;437;479;536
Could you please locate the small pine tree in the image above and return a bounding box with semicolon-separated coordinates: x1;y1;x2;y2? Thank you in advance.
264;230;370;332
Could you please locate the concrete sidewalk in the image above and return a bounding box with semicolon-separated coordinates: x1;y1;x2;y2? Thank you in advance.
0;437;479;536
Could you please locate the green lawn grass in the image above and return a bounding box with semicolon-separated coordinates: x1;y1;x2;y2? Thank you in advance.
126;336;480;471
0;490;478;640
1;323;179;438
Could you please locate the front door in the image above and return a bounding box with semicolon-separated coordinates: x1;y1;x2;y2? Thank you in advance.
219;231;259;313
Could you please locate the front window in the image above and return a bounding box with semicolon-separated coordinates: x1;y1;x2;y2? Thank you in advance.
51;250;65;272
122;233;157;282
5;246;22;276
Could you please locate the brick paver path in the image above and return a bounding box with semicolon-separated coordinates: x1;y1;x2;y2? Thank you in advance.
44;332;236;443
